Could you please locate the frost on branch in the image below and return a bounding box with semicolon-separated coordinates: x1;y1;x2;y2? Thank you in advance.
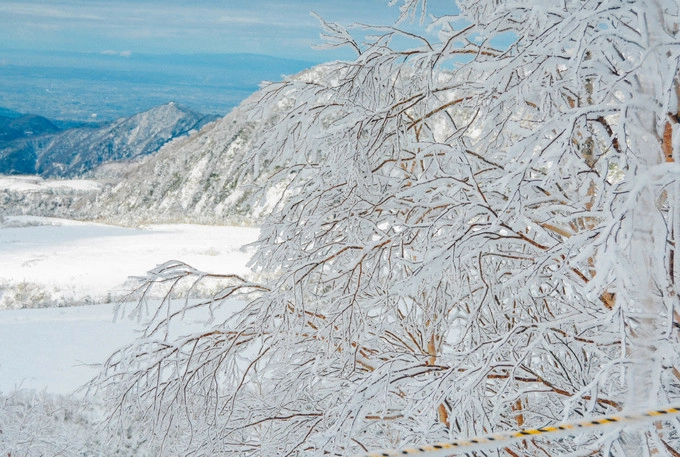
93;1;680;456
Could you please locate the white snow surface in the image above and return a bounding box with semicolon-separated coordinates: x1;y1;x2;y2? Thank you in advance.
0;216;258;302
0;216;259;394
0;303;142;394
0;300;248;395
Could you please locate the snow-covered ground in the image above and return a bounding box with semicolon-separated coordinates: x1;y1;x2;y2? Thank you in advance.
0;299;248;395
0;216;258;306
0;303;141;394
0;216;259;394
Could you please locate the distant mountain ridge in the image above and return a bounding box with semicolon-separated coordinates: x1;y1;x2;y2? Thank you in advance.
0;102;219;177
0;114;60;142
89;105;260;225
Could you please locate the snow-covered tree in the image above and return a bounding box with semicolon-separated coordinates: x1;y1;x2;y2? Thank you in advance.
93;1;680;455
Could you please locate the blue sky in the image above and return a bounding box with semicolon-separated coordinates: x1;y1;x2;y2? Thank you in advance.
0;0;453;62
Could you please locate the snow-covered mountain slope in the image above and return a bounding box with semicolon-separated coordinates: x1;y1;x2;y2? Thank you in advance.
85;93;280;225
87;64;339;226
0;102;219;177
0;106;263;224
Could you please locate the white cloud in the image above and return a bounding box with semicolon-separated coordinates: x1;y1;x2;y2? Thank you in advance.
101;50;132;57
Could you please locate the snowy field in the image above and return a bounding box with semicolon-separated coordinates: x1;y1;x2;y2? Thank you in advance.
0;216;258;306
0;303;143;393
0;216;259;394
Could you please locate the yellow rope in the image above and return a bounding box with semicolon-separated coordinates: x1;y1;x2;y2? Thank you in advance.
356;405;680;457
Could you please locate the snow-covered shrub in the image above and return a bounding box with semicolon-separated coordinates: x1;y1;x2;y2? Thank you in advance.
94;1;680;456
0;281;53;310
